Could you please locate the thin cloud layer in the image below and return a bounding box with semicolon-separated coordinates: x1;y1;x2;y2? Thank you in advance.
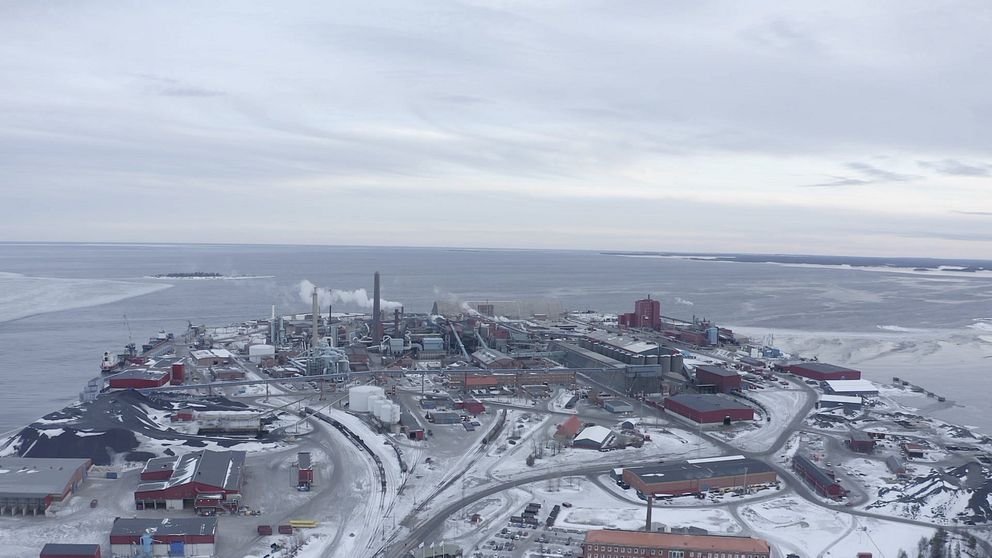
0;1;990;256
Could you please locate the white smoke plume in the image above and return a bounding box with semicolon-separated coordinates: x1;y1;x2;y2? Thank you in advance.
297;279;403;311
674;297;695;306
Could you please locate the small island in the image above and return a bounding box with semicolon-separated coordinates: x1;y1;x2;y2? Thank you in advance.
151;272;224;278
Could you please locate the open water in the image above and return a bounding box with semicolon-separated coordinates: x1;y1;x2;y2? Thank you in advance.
1;243;991;434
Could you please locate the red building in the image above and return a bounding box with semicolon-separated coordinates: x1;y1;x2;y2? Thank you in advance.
170;363;185;385
792;454;843;498
461;399;486;415
108;368;171;389
694;365;742;393
135;450;246;511
619;297;661;330
39;544;101;558
583;529;770;558
664;394;754;423
110;517;216;557
848;432;875;454
787;362;861;381
555;416;583;441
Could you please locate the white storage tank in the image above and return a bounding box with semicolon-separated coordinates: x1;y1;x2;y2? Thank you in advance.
349;385;384;413
390;403;401;424
248;344;275;363
368;394;387;417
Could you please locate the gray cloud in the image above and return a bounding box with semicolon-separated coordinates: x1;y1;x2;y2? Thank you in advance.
953;210;992;216
803;161;918;188
919;159;991;177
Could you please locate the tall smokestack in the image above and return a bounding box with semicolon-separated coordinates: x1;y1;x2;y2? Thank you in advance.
328;304;335;348
372;271;382;340
645;494;653;531
311;287;320;350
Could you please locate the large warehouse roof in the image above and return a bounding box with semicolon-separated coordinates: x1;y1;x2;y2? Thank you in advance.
574;425;612;445
0;457;90;498
136;450;245;493
111;517;217;537
790;362;859;374
823;380;878;394
666;394;751;412
586;530;770;554
695;365;740;378
626;456;772;485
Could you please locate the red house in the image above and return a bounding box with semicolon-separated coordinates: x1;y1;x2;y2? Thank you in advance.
694;365;742;393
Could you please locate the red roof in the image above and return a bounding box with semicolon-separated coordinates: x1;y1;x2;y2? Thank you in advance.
557;416;582;438
585;530;769;553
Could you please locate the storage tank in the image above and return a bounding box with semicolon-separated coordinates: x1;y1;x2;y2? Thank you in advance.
249;344;276;363
390;404;401;424
671;354;684;373
645;354;658;365
706;327;719;346
349;385;384;413
171;363;185;385
659;355;671;373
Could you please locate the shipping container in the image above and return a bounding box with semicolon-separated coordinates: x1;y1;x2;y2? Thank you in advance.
257;525;273;536
278;525;294;535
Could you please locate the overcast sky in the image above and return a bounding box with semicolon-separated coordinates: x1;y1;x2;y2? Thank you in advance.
1;1;990;257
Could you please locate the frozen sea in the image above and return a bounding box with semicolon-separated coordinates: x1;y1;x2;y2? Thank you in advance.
1;243;991;435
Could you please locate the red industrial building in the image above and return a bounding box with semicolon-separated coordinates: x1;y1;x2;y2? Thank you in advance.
39;544;101;558
583;529;770;558
108;368;171;389
458;399;486;415
848;431;876;454
664;394;754;424
786;362;861;381
110;517;217;557
170;363;185;385
297;452;313;489
618;297;661;330
135;450;246;512
624;456;776;497
792;454;843;498
694;365;742;393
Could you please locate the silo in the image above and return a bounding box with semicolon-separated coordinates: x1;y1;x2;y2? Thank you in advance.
349;386;372;412
706;327;719;346
633;354;645;365
671;354;684;373
390;404;401;424
645;354;658;365
659;355;671;373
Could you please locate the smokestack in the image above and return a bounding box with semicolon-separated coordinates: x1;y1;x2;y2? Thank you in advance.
328;304;335;348
394;308;400;334
372;271;382;340
311;287;319;350
645;494;653;531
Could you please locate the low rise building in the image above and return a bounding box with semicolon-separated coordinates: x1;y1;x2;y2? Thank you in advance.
664;394;754;424
823;380;879;397
817;394;863;412
134;450;246;512
602;398;634;413
108;368;171;390
694;365;742;394
470;349;517;369
190;349;234;367
0;457;92;516
573;425;614;450
624;456;776;497
583;529;771;558
848;431;876;454
110;517;217;558
39;544;101;558
792;454;843;498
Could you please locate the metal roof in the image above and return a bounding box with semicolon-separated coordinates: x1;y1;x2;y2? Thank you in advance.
471;349;513;365
298;452;312;470
695;365;741;378
111;517;217;537
626;456;772;485
574;425;612;445
136;450;245;493
40;544;101;556
819;395;861;404
0;457;90;499
849;431;874;443
585;530;770;553
666;394;752;413
790;362;859;374
111;368;170;381
823;380;878;394
410;543;462;558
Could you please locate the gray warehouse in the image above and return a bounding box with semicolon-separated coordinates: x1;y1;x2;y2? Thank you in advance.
0;457;92;515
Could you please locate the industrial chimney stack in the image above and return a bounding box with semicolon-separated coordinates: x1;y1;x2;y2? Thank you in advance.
372;271;382;340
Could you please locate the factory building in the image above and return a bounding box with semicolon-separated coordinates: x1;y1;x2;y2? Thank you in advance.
618;297;661;330
786;362;861;381
195;411;262;435
582;529;771;558
623;456;776;497
0;457;92;516
39;544;101;558
134;450;246;512
601;398;634;413
694;365;742;394
663;394;754;424
792;454;843;498
400;409;426;440
210;366;246;381
190;349;234;367
427;411;463;425
447;370;576;390
848;431;876;454
470;349;518;369
110;517;217;558
580;331;670;365
817;395;863;412
572;425;614;450
823;380;879;397
108;368;171;389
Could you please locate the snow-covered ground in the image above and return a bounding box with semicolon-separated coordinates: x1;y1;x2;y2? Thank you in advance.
709;387;809;452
